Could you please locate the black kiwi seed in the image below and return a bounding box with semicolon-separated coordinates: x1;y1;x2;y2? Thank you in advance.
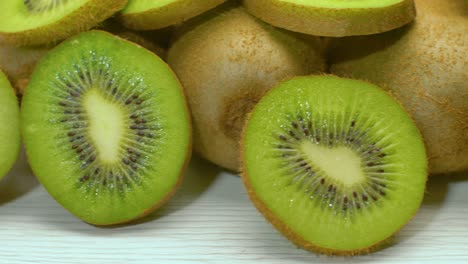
80;175;90;182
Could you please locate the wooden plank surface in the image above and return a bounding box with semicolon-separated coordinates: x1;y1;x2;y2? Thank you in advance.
0;152;467;264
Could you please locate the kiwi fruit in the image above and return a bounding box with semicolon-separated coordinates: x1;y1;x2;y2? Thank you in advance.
168;3;326;172
242;75;427;255
329;0;468;175
0;0;128;46
243;0;416;36
21;30;192;225
0;41;50;95
0;70;21;181
119;0;227;30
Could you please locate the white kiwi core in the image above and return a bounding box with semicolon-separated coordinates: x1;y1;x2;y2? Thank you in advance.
300;141;366;186
83;88;125;164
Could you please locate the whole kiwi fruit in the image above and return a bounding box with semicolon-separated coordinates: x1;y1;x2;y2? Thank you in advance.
168;2;326;172
0;41;50;95
329;0;468;175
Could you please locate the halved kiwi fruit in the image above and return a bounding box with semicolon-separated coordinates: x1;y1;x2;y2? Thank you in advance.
0;0;128;46
242;75;427;255
168;3;326;172
329;0;468;174
21;30;192;225
119;0;226;30
243;0;416;36
0;70;21;181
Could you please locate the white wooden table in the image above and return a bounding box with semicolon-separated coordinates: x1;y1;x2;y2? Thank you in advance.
0;152;467;264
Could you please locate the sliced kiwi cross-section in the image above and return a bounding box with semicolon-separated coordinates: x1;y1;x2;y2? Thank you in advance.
242;75;427;255
119;0;227;30
21;30;191;225
243;0;416;36
0;0;128;46
0;70;21;181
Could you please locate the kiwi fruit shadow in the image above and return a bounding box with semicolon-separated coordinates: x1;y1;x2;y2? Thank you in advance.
0;150;39;206
326;25;409;67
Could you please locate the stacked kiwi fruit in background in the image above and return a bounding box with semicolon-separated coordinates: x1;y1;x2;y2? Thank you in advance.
0;0;465;257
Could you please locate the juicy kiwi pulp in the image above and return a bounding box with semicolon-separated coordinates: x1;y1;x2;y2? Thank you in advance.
242;76;427;254
0;71;21;181
243;0;416;36
119;0;226;30
21;30;191;225
0;0;128;46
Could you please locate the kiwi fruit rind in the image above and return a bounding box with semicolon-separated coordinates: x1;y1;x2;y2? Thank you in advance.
0;70;21;181
0;41;50;95
0;0;128;46
115;31;167;60
21;30;192;225
329;0;468;175
242;75;427;255
243;0;416;37
119;0;227;30
168;3;326;172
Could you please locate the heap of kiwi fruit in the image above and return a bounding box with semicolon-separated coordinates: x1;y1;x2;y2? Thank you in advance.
0;0;465;256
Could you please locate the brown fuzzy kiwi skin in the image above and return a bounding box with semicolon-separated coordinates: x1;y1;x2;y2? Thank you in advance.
168;3;326;172
21;30;193;226
0;0;128;46
240;74;428;255
243;0;416;37
0;41;51;96
329;0;468;175
119;0;227;30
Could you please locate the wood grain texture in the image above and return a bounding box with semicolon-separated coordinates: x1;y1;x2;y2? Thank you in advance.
0;152;467;264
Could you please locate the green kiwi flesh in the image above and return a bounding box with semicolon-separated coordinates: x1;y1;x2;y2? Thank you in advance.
243;0;416;36
0;0;128;46
21;30;192;225
242;75;427;255
168;3;326;172
329;0;468;174
0;70;21;181
119;0;227;30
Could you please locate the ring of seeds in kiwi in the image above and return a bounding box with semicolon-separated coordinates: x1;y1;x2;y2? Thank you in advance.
119;0;227;30
0;70;21;181
21;30;192;225
0;0;128;46
243;0;416;36
242;75;427;255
